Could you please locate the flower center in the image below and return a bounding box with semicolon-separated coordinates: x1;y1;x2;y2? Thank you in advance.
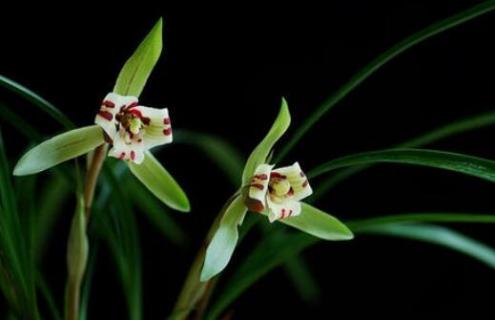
269;179;291;197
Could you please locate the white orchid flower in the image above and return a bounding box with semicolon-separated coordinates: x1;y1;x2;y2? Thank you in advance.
247;162;312;222
95;92;172;164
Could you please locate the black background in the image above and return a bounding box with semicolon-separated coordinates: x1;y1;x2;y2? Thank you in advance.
2;1;495;318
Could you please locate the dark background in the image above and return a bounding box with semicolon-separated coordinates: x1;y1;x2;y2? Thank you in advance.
2;1;495;318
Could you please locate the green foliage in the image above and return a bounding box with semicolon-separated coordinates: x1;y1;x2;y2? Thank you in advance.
113;18;163;97
129;151;190;212
13;125;105;176
241;98;290;185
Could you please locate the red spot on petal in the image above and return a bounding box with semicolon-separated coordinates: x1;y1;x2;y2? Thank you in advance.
288;209;293;217
250;183;264;190
138;138;143;143
130;151;136;161
300;171;305;177
102;100;115;108
127;101;139;109
98;110;113;121
281;209;287;219
302;180;309;188
119;152;126;160
287;188;294;196
270;172;286;179
254;174;268;180
142;117;151;125
163;117;171;125
163;128;172;136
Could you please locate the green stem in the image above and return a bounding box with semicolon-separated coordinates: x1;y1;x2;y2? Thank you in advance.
65;144;107;320
171;193;238;319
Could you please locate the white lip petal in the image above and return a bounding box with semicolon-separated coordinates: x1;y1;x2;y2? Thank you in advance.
248;164;273;203
272;162;312;201
108;135;145;164
266;196;301;222
133;106;173;149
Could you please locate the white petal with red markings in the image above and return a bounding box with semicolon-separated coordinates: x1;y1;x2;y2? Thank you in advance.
248;164;273;203
266;196;301;222
272;162;312;201
95;93;138;139
108;135;145;164
133;106;173;148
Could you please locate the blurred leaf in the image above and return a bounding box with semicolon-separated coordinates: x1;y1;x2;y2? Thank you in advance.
207;230;315;320
210;211;495;318
33;173;71;261
94;169;143;320
13;125;105;176
113;18;163;97
201;195;247;281
0;75;75;130
279;203;353;240
315;111;495;198
241;98;290;186
129;151;190;212
348;213;495;231
175;130;244;185
309;148;495;183
0;132;39;319
283;256;320;304
360;223;495;269
276;1;495;161
126;173;188;246
37;273;62;320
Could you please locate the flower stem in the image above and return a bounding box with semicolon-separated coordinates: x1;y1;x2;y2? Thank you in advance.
171;194;238;320
65;144;107;320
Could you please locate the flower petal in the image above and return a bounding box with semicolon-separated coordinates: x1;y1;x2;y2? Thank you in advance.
132;106;173;149
108;134;145;164
272;162;312;201
266;197;301;222
248;164;273;204
95;93;138;140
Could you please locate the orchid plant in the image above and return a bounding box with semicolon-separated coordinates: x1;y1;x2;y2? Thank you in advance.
2;2;495;320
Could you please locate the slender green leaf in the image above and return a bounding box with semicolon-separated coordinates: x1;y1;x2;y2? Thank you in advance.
241;98;291;185
314;111;495;199
309;148;495;183
360;223;495;268
13;125;105;176
277;1;495;161
113;18;163;96
128;151;190;212
201;195;247;281
279;203;353;240
210;211;495;318
0;75;75;130
348;213;495;231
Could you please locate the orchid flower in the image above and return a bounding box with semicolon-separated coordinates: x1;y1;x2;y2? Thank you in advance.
246;162;312;222
12;18;189;212
95;92;172;164
200;98;353;281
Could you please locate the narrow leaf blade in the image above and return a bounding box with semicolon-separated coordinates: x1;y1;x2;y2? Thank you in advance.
113;18;163;96
13;125;105;176
201;195;247;281
309;148;495;183
129;151;190;212
280;203;353;240
360;223;495;269
241;98;290;185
